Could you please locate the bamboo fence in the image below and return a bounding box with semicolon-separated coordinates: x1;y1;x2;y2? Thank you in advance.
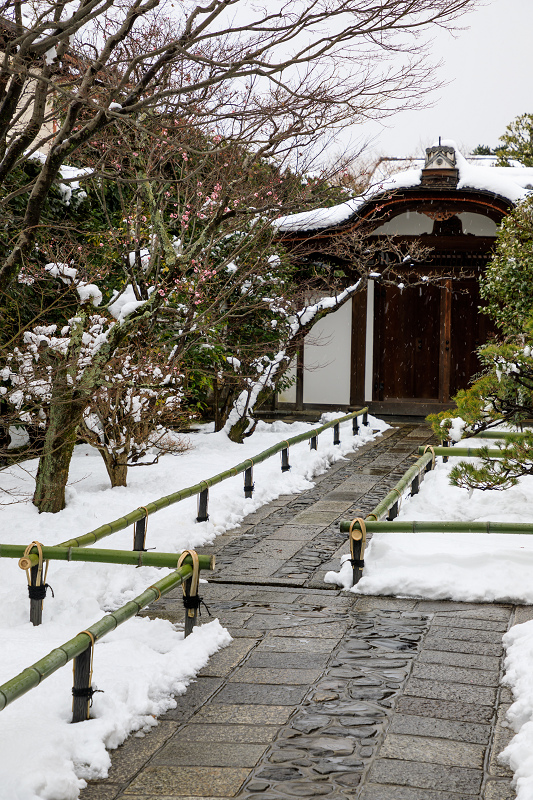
0;563;196;716
0;407;370;718
19;408;369;569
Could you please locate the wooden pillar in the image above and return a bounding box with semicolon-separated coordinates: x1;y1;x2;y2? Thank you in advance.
439;279;452;403
350;289;367;406
295;343;304;410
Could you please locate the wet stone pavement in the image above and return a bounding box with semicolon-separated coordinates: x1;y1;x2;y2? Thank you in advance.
80;423;529;800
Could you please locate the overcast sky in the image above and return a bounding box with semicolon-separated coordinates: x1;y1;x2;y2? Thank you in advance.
352;0;533;161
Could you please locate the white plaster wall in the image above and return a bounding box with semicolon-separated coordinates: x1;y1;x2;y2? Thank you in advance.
365;281;374;402
372;210;498;236
302;300;352;405
373;211;433;235
277;358;297;403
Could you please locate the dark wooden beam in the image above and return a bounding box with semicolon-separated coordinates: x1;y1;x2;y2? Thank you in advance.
439;278;452;403
350;289;367;406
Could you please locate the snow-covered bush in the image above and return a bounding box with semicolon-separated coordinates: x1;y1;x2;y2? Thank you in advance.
81;343;190;487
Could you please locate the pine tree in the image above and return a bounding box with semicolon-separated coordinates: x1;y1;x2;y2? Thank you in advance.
495;113;533;167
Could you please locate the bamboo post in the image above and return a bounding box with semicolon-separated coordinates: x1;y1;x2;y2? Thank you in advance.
441;439;449;463
29;564;43;627
244;465;254;498
411;473;420;495
310;433;318;450
177;550;201;637
352;416;359;435
387;500;399;521
281;446;290;472
363;411;368;426
183;577;198;637
72;640;93;723
349;519;366;586
22;541;51;626
333;423;340;445
196;488;209;522
133;507;148;551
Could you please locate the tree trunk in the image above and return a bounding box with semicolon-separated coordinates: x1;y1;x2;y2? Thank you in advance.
33;392;83;513
227;385;273;443
227;414;250;444
100;448;129;488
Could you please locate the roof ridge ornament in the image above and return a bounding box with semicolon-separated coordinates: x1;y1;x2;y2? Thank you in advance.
421;142;459;188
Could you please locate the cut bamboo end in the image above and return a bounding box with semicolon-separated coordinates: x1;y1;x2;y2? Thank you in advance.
18;556;32;570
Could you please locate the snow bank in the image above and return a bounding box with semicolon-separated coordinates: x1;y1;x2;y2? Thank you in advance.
0;414;387;799
501;622;533;800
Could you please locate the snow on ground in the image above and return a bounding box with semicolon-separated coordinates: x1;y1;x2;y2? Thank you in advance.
0;414;386;800
324;435;533;800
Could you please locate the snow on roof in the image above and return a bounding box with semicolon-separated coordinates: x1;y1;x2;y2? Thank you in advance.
274;139;533;234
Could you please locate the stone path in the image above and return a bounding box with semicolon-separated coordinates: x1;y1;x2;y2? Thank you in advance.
80;423;528;800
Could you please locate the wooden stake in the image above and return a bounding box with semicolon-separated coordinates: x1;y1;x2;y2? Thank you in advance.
183;576;198;637
177;550;201;637
196;488;209;522
72;644;92;723
349;519;366;587
244;466;254;498
133;515;147;551
29;564;43;627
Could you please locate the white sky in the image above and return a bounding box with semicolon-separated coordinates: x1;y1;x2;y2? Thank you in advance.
351;0;533;161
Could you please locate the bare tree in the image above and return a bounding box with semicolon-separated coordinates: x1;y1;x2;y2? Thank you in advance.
0;0;477;292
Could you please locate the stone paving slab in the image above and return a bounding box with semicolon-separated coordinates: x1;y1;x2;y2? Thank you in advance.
183;724;278;744
389;713;491;745
379;732;486;768
151;742;269;768
80;424;520;800
122;766;250;796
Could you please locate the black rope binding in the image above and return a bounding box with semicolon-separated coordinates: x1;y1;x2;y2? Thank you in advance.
28;583;54;600
350;559;365;569
72;686;104;707
183;595;211;616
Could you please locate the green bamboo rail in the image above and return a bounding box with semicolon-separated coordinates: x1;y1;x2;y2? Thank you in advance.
418;446;508;458
471;430;532;439
19;407;369;569
0;563;196;713
0;544;214;571
340;520;533;535
365;452;434;523
339;451;434;586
